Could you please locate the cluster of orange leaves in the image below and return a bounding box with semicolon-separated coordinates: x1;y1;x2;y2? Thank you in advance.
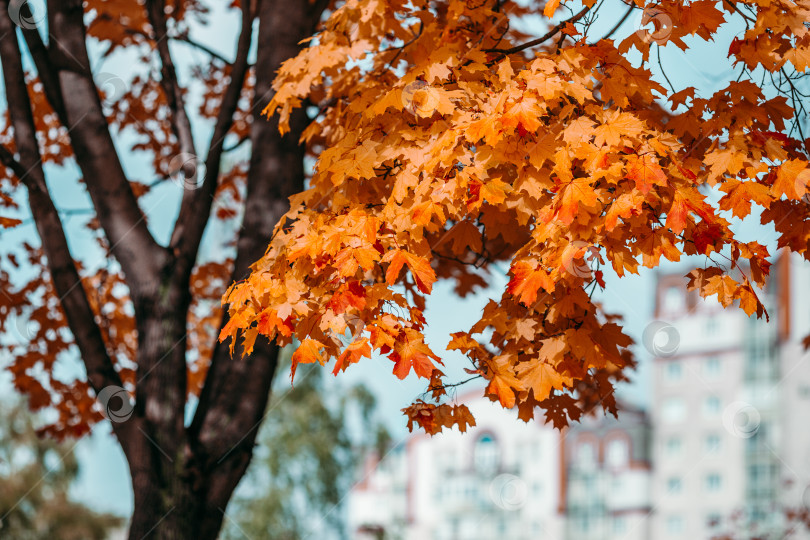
220;0;810;434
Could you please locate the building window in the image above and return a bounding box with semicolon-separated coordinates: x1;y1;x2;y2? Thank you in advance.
664;286;684;313
665;436;683;458
667;516;684;535
705;473;722;492
705;356;721;376
606;438;629;468
473;434;499;474
581;516;591;533
667;477;682;494
705;434;721;454
706;317;719;333
613;516;627;534
704;396;722;416
706;513;721;529
577;441;597;468
662;397;686;423
665;361;683;382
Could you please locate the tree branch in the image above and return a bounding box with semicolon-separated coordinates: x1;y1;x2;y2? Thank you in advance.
146;0;198;189
0;4;123;401
169;1;254;269
47;0;166;300
484;5;591;56
17;19;68;126
176;33;233;65
0;144;28;180
600;2;635;42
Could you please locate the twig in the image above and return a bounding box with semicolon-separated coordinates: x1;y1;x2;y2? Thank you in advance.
484;5;591;56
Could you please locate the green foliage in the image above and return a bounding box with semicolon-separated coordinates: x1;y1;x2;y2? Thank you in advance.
0;399;122;539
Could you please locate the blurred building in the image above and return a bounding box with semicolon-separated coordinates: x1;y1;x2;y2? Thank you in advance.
650;253;810;539
348;254;810;540
563;402;652;540
348;393;567;540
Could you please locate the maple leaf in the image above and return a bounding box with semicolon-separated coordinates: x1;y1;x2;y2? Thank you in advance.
507;260;554;305
291;338;326;382
556;177;598;225
517;359;573;401
0;216;21;228
718;179;772;218
382;249;437;293
333;338;372;375
625;154;667;194
486;355;524;408
391;330;442;379
772;159;810;200
543;0;561;18
593;111;645;147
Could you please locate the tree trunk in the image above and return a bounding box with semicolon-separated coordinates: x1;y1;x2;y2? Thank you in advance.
1;0;327;538
123;1;327;538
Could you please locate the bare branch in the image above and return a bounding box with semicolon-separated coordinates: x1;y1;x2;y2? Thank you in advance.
169;1;254;268
176;33;233;65
0;144;27;179
47;0;166;298
600;2;635;42
146;0;198;180
17;18;68;126
484;5;591;56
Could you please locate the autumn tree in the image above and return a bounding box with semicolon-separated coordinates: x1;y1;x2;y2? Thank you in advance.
0;0;330;538
4;0;810;538
220;0;810;435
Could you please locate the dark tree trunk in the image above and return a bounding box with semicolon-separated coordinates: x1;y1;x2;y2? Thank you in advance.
122;1;328;539
0;0;328;538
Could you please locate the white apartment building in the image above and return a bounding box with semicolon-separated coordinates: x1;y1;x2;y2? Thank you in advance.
348;395;654;539
348;254;810;540
348;392;567;540
564;402;652;540
651;253;810;539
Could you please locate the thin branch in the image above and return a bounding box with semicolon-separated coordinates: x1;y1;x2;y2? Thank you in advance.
175;33;233;65
18;21;68;126
724;0;755;27
146;0;197;168
484;5;591;56
147;0;199;250
657;45;676;94
223;135;250;153
781;67;810;157
600;2;635;42
169;0;254;264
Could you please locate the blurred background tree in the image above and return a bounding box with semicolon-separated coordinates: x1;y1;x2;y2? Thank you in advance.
222;347;389;540
0;399;122;540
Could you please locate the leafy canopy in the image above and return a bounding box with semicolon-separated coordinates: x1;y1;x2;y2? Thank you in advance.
220;0;810;433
